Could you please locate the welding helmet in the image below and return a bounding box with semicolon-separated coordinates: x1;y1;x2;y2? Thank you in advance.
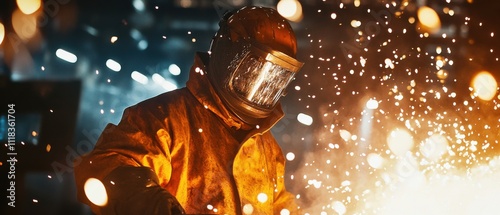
208;6;303;124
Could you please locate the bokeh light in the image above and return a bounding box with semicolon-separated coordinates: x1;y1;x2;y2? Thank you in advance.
83;178;108;207
387;128;414;157
152;73;178;91
280;209;290;215
16;0;41;15
277;0;303;22
332;201;346;215
242;203;254;214
471;71;498;101
366;98;379;110
56;48;78;63
131;71;148;85
367;153;385;169
297;113;313;126
0;22;4;45
257;193;268;203
286;152;295;161
420;134;448;162
417;6;441;34
12;9;37;41
169;64;181;76
437;69;449;81
106;59;121;72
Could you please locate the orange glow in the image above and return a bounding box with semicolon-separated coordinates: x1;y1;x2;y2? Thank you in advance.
471;71;498;101
84;178;108;206
0;22;4;45
367;153;385;169
280;208;291;215
420;134;448;162
387;128;414;156
16;0;42;15
277;0;303;22
257;193;268;203
417;6;441;34
11;9;37;41
242;203;254;214
437;69;449;81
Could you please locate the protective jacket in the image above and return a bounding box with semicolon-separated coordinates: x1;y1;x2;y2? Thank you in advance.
74;52;299;214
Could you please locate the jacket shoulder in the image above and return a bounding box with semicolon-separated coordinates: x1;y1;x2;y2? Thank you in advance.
117;88;198;125
137;88;192;107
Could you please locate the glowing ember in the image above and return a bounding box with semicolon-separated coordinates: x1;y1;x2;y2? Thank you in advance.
471;71;498;101
417;6;441;34
387;128;414;157
294;2;500;207
257;193;268;203
332;201;346;215
367;153;385;169
339;129;351;142
242;203;253;214
420;134;449;162
366;99;379;110
277;0;303;22
280;208;291;215
84;178;108;207
16;0;41;15
297;113;313;126
110;36;118;43
0;22;4;45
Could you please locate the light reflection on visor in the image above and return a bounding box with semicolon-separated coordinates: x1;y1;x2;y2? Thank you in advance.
226;47;302;109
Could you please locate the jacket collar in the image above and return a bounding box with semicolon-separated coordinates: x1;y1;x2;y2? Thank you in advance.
186;52;284;134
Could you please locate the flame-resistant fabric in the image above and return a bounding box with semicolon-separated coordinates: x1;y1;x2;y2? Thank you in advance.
74;52;299;214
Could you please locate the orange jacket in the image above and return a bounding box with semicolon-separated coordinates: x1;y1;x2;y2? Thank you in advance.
74;53;299;214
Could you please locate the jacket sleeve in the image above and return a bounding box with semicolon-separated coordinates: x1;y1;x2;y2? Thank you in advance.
272;140;301;214
74;104;174;214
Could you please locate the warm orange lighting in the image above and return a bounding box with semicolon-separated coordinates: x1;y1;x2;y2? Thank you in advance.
367;153;385;169
420;134;448;162
0;22;5;46
16;0;42;15
84;178;108;207
257;193;268;203
12;9;37;41
472;71;498;101
417;6;441;34
387;128;414;156
437;69;448;81
280;208;291;215
242;203;254;214
277;0;303;22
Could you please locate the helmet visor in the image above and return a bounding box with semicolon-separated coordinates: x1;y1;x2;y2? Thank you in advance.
225;44;303;109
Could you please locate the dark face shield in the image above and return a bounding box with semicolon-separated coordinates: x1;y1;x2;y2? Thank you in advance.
223;42;303;112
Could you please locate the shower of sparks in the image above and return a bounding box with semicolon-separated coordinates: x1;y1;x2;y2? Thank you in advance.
20;1;497;214
286;1;500;214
